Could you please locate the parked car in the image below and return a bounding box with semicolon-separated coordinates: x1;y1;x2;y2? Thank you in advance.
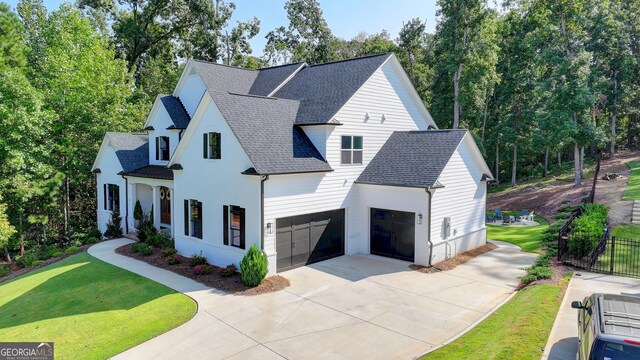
572;293;640;359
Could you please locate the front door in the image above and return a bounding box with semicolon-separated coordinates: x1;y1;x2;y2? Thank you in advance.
160;187;171;225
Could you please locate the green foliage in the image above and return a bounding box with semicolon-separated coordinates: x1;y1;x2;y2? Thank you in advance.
136;212;157;242
167;254;182;265
568;235;596;258
50;251;63;257
623;160;640;200
160;248;177;258
219;264;237;277
0;197;16;251
571;203;609;237
192;264;213;275
133;200;143;221
64;246;78;254
240;244;268;287
16;252;37;268
130;242;151;255
189;252;207;267
146;232;174;249
0;264;9;277
104;211;123;238
521;265;554;284
31;260;43;267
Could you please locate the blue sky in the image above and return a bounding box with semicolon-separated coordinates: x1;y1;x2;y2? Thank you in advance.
3;0;440;56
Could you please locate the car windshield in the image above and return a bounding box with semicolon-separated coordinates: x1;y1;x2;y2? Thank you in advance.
593;340;640;360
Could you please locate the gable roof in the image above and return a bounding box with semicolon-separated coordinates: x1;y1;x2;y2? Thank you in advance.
190;60;258;94
273;53;392;125
105;133;149;172
249;63;305;96
159;95;191;129
356;130;468;188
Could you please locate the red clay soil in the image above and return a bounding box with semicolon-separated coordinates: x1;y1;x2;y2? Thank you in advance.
0;244;93;284
488;150;639;224
115;244;289;296
409;242;498;273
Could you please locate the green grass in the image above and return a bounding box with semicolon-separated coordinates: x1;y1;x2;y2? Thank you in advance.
0;252;196;359
622;160;640;200
421;277;569;360
612;224;640;239
487;211;549;253
592;224;640;275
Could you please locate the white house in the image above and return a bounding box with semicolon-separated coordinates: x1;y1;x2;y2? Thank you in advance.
92;53;493;275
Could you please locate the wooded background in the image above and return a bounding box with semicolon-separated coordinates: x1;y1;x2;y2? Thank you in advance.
1;0;639;257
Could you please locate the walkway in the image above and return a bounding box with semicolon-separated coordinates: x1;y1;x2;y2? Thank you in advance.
542;271;640;360
89;239;536;360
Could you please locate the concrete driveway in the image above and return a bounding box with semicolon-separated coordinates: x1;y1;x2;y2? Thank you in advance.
90;240;535;360
542;271;640;360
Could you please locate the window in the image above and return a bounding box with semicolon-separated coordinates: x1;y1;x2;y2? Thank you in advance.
223;205;245;249
103;184;120;211
184;199;202;239
341;136;363;164
156;136;170;161
203;132;221;159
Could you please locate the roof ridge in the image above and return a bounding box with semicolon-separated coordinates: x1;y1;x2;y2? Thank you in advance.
306;53;392;68
258;62;305;70
403;129;468;133
190;59;259;72
227;92;279;100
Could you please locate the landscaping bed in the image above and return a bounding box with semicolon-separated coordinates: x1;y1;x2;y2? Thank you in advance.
410;242;497;273
0;244;93;283
116;243;289;296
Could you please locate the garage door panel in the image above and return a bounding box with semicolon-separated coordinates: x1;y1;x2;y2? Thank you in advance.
276;209;345;272
370;208;415;262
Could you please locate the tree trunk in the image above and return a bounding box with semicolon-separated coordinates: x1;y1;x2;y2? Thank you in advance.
481;88;490;141
574;141;582;186
610;74;618;157
64;173;71;243
558;151;562;166
19;213;24;257
453;64;462;129
580;146;585;179
511;143;518;187
495;143;499;184
628;114;634;149
544;146;549;177
4;246;11;263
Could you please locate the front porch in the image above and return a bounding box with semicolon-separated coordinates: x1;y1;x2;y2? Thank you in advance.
125;174;175;238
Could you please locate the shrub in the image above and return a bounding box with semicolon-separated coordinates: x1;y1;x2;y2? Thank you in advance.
32;260;44;267
51;251;64;257
568;234;596;258
193;264;214;275
139;244;153;256
105;211;123;238
65;246;79;254
240;244;268;287
133;200;143;224
167;254;183;265
571;203;609;239
0;264;9;277
87;226;103;240
522;266;554;283
147;232;174;249
16;252;37;268
136;213;157;243
84;237;99;245
36;246;53;261
130;242;147;253
189;252;207;267
161;248;177;258
219;264;237;277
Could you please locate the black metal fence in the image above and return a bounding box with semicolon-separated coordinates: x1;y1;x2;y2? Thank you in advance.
558;231;640;278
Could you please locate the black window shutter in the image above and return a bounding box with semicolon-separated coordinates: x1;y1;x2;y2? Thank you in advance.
165;137;170;160
223;205;228;245
184;199;189;236
203;133;208;158
215;133;221;159
114;185;120;212
103;184;107;210
155;137;159;160
239;207;245;249
197;202;203;239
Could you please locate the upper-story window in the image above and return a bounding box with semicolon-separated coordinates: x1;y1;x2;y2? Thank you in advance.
156;136;170;161
341;136;363;165
203;132;221;159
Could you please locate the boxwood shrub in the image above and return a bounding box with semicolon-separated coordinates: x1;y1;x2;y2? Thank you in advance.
240;244;268;287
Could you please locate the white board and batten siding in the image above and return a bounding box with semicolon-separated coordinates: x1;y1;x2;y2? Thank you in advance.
264;59;433;266
429;134;488;263
95;147;126;234
172;94;262;270
147;101;181;166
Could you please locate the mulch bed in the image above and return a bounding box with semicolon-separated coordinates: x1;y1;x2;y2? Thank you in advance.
115;243;289;296
409;242;498;273
0;244;93;284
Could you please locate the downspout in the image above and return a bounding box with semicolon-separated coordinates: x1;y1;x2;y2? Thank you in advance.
120;174;129;234
260;175;269;250
425;188;434;267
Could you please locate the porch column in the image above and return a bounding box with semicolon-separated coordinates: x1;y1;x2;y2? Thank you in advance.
129;183;136;232
152;186;160;228
169;188;175;238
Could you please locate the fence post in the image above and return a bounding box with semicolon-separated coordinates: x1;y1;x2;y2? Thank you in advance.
610;236;616;274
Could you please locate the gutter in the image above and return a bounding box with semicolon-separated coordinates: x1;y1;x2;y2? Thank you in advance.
260;175;269;250
425;188;434;267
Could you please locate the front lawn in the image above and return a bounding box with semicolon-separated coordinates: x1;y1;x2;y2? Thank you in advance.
622;160;640;200
421;276;569;360
0;252;196;359
486;212;549;253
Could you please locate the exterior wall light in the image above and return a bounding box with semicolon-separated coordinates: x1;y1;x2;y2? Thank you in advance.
267;222;273;234
417;213;423;224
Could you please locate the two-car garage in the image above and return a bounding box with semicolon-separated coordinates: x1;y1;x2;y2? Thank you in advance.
275;207;416;272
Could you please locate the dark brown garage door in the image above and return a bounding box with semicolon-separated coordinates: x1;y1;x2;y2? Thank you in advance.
276;209;345;272
370;208;415;262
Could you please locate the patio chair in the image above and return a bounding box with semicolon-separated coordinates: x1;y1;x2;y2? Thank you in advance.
519;209;529;223
486;214;495;223
502;214;512;225
494;208;502;218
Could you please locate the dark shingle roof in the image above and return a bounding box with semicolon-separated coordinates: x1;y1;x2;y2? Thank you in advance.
159;95;191;129
191;60;257;94
356;130;467;188
106;133;149;172
209;91;332;175
249;63;305;96
273;53;392;125
122;165;173;180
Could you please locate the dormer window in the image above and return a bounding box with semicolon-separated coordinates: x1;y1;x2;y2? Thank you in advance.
156;136;170;161
203;132;221;159
341;136;363;165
